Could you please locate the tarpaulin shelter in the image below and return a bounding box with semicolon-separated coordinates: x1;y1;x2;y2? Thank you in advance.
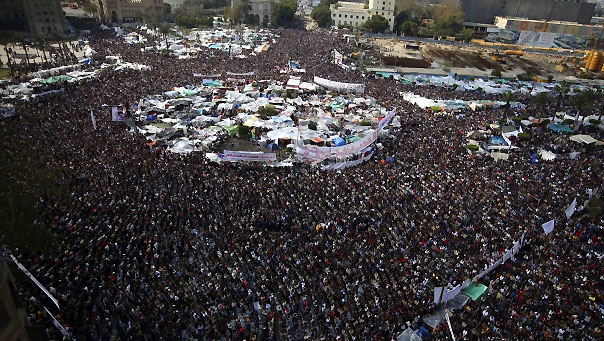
333;137;346;146
463;283;488;301
267;143;279;150
548;124;573;133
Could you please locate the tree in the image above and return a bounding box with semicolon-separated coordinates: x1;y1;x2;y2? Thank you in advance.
399;21;418;36
311;2;332;28
164;3;172;17
158;24;171;49
433;14;463;37
272;0;297;27
491;68;502;78
570;89;597;128
458;28;474;42
97;0;106;23
502;91;515;125
363;15;389;33
553;80;570;111
227;4;246;24
533;92;553;118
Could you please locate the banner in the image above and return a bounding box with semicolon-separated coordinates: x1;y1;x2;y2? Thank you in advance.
9;254;60;309
44;306;70;337
334;50;343;65
90;110;97;130
297;130;378;160
378;108;397;131
226;71;254;76
220;150;276;162
320;150;374;171
313;76;365;94
542;219;555;235
433;287;443;305
111;106;125;121
194;73;221;78
565;198;577;219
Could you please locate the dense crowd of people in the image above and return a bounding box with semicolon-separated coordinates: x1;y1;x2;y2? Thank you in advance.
1;24;603;340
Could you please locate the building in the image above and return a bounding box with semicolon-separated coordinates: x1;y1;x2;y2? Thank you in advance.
231;0;283;26
0;0;66;37
330;0;395;32
462;0;596;25
0;256;48;341
98;0;165;24
163;0;187;10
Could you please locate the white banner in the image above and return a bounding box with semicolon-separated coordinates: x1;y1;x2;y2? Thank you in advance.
111;106;125;121
297;130;377;160
194;73;221;78
226;71;254;76
565;198;577;219
90;110;97;130
378;108;397;131
320;150;374;171
44;306;70;337
334;50;343;65
221;150;276;162
9;254;60;309
434;287;443;305
542;219;555;235
314;76;365;94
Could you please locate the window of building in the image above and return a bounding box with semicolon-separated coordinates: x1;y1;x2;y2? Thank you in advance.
43;10;47;15
382;7;384;10
338;14;341;17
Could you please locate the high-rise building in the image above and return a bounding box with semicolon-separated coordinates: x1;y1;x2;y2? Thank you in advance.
462;0;596;24
98;0;165;24
0;0;66;37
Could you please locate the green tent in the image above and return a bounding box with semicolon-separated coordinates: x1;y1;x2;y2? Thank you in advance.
225;125;238;136
347;136;361;143
430;106;443;112
463;283;488;301
183;89;198;96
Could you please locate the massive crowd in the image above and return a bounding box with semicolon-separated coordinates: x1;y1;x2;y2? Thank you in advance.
1;24;603;340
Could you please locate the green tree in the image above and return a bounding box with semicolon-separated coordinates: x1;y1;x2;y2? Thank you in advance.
272;0;297;27
399;21;418;36
533;92;553;117
363;15;389;33
491;68;502;78
553;80;570;111
158;24;171;49
458;28;474;42
164;3;172;17
311;3;332;28
502;91;516;125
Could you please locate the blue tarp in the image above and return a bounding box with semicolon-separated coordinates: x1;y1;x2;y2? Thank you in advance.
267;143;279;150
386;157;395;163
491;136;506;145
333;137;346;146
548;124;573;133
290;61;300;69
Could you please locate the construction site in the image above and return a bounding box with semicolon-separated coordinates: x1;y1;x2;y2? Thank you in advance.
362;36;604;83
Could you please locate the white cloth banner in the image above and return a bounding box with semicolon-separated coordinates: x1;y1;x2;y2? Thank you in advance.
298;130;377;160
221;150;276;162
502;249;513;263
44;306;70;337
314;76;365;94
442;285;462;303
9;254;60;309
512;240;520;255
226;71;254;76
320;151;374;171
434;287;443;305
542;219;555;235
90;110;97;130
378;108;397;131
334;50;343;65
194;73;221;78
565;198;577;219
303;130;377;160
111;106;125;121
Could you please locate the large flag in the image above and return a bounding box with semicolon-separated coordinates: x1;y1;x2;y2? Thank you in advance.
333;50;343;64
90;110;97;130
565;198;577;219
542;219;555;235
